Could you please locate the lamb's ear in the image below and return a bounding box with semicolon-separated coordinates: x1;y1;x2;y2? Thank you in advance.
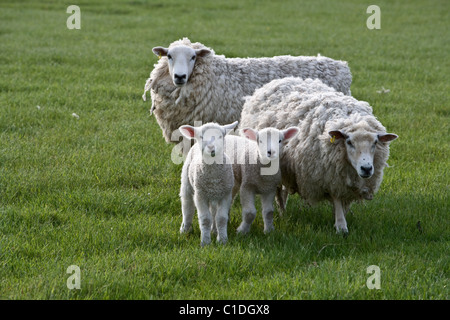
242;128;258;141
223;121;238;135
328;130;348;140
195;48;211;58
378;133;398;143
179;125;197;140
152;47;168;57
282;127;299;141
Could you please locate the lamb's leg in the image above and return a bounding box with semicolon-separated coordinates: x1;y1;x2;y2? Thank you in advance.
275;185;289;217
332;197;348;235
210;203;218;235
261;191;276;234
180;180;194;234
237;188;256;234
194;194;212;246
215;193;232;244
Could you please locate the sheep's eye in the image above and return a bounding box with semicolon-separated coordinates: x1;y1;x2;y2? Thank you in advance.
279;139;282;143
219;135;222;139
191;55;196;60
167;54;172;60
346;140;353;147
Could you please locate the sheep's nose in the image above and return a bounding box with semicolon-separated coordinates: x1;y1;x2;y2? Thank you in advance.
174;73;186;80
361;165;373;175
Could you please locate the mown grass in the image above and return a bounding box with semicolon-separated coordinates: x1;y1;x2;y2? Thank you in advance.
0;0;448;299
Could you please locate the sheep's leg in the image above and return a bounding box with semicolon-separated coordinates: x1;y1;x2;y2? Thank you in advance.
194;195;212;246
180;182;194;234
332;197;348;234
275;185;289;217
215;193;232;244
237;188;256;234
210;203;218;235
261;191;276;234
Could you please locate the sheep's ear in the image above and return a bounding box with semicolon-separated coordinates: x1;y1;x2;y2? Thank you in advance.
378;133;398;142
179;125;196;139
152;47;168;57
282;127;299;141
195;48;211;57
242;128;258;141
328;130;348;140
223;121;238;135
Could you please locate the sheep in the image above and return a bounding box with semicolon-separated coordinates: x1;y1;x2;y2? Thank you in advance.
239;77;398;234
225;127;299;234
142;37;352;143
178;121;238;246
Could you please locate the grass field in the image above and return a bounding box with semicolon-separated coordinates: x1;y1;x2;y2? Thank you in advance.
0;0;448;299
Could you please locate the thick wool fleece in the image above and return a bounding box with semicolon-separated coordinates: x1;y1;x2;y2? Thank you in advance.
143;38;352;142
239;77;392;205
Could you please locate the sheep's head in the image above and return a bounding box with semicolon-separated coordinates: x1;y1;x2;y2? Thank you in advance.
179;121;238;161
243;127;299;162
152;45;211;87
329;129;398;179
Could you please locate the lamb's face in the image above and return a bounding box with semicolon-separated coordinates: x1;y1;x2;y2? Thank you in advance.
243;127;299;162
152;45;211;87
329;129;398;179
179;121;238;161
198;126;225;158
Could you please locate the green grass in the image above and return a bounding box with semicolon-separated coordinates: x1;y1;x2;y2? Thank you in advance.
0;0;448;299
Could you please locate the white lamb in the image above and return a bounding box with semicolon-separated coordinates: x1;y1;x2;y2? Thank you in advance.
225;127;299;234
179;121;238;246
239;77;398;234
143;37;352;143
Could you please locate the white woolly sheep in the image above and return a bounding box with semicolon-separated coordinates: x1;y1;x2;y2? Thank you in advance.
179;121;238;246
239;77;398;234
225;127;299;234
143;37;352;143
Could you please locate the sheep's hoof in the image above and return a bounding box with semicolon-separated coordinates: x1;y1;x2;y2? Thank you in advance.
217;237;228;245
180;224;192;234
200;239;211;247
264;225;275;234
236;225;251;235
336;228;349;237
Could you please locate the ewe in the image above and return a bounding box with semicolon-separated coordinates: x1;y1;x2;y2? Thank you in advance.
240;77;398;234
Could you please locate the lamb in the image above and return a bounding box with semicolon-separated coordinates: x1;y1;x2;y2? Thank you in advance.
179;121;238;246
143;37;352;143
225;127;299;234
239;77;398;234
